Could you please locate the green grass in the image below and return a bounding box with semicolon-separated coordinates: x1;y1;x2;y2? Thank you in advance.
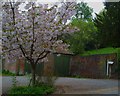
2;70;16;76
2;70;24;76
81;47;120;56
9;85;55;95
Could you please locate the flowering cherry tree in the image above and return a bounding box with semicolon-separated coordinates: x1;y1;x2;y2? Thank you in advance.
2;1;78;86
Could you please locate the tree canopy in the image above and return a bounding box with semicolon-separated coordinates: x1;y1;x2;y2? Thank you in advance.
2;1;78;86
62;2;96;54
94;2;120;47
75;2;93;20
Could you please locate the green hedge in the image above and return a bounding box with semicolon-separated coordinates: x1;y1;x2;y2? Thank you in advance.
2;70;15;76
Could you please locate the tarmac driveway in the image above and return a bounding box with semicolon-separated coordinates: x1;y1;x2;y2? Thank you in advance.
54;78;119;94
1;76;119;94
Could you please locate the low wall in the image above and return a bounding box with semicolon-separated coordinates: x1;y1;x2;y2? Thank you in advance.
3;57;25;75
70;53;117;78
3;53;118;78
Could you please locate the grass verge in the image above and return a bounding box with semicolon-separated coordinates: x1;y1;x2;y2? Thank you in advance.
8;85;55;95
81;47;120;56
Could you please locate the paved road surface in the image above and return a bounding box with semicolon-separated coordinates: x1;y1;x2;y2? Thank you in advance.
1;76;119;94
54;78;119;94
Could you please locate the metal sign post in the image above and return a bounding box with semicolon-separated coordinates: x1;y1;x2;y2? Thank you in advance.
107;60;114;77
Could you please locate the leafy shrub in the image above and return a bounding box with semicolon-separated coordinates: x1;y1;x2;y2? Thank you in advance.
2;70;15;76
2;69;24;76
9;85;55;95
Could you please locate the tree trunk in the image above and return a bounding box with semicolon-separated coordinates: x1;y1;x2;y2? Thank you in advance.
31;63;36;86
16;61;20;76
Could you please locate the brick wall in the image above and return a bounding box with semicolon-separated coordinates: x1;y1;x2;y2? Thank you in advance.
70;53;117;78
3;57;25;75
3;53;118;78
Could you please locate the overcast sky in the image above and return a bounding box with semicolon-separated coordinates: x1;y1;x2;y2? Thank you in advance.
86;2;105;17
36;0;105;14
19;0;105;17
85;2;104;14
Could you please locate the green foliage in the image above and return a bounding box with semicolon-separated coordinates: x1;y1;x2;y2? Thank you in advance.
2;70;15;76
75;2;93;20
62;2;96;54
81;47;120;56
9;85;55;95
64;18;97;54
94;2;120;47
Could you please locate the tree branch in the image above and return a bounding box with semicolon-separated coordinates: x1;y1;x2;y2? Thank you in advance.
35;51;50;65
9;1;30;62
19;45;31;61
30;5;35;59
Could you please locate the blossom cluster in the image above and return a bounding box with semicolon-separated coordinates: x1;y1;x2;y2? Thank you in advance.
2;1;79;63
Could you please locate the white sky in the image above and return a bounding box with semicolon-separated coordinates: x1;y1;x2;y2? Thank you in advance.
36;0;105;14
19;0;105;17
87;2;105;17
86;2;104;14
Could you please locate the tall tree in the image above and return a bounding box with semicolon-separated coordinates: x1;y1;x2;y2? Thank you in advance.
75;2;93;20
2;1;78;86
62;2;96;54
94;2;120;47
63;18;97;54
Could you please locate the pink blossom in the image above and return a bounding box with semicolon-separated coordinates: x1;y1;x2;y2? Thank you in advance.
2;1;78;64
